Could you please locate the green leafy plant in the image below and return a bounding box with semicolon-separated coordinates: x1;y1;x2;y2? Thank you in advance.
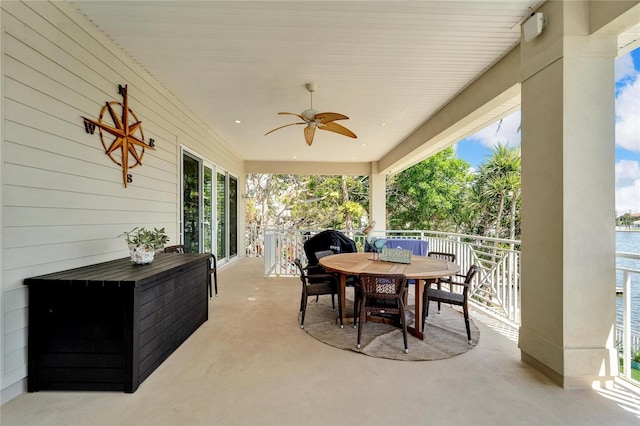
119;227;169;251
632;349;640;363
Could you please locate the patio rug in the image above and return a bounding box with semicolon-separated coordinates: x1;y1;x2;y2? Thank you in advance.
301;294;479;361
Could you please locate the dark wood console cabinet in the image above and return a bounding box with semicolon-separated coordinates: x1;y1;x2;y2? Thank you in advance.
24;253;212;393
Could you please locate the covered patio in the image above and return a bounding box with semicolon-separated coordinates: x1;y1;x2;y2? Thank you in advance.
2;257;639;425
2;0;640;417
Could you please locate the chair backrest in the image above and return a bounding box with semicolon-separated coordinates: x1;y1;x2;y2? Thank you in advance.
164;245;186;253
427;251;456;263
358;273;407;300
314;250;335;261
449;265;479;297
456;265;479;300
464;265;479;284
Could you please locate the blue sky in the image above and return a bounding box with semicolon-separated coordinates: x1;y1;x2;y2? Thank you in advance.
454;47;640;215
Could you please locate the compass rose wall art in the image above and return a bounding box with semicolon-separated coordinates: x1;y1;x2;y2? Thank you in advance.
82;84;156;188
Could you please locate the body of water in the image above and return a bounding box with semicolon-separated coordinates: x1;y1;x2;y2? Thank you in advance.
616;231;640;334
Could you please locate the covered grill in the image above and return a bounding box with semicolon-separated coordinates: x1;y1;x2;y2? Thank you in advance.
303;230;357;267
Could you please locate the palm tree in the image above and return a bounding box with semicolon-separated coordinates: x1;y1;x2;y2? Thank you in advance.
472;145;521;241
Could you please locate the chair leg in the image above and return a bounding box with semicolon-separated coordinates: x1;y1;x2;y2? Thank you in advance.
400;302;408;354
422;292;430;332
437;280;441;313
209;255;218;298
300;296;308;329
463;303;471;344
356;298;366;349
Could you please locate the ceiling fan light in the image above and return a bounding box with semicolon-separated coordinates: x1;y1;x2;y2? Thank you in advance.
301;109;318;120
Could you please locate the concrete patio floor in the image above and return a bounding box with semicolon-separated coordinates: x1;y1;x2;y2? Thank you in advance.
2;257;639;425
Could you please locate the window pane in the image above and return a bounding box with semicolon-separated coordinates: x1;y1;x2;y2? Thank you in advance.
203;166;213;254
217;172;227;258
229;176;238;257
183;154;200;254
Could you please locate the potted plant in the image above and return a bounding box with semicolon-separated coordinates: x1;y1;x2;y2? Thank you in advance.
120;227;169;264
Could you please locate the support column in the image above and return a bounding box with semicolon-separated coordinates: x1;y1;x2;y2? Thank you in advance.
369;162;386;231
519;1;618;388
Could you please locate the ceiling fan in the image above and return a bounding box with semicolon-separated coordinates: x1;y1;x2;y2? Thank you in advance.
265;83;357;146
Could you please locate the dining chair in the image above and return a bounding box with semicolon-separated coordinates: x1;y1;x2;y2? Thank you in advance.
294;258;343;329
164;245;217;298
314;250;361;317
309;250;338;303
422;265;478;344
356;273;409;354
426;251;456;310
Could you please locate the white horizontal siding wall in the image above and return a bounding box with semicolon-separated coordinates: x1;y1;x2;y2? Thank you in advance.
0;1;244;402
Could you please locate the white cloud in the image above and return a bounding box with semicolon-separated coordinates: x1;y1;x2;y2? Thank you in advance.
615;76;640;153
615;53;636;82
615;160;640;214
467;110;521;149
616;159;640;186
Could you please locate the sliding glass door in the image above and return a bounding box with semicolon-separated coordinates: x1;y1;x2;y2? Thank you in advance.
181;148;237;263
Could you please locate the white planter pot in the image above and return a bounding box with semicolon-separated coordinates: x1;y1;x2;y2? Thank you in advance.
128;244;156;265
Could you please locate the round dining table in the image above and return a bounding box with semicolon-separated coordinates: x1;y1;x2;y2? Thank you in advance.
319;252;460;339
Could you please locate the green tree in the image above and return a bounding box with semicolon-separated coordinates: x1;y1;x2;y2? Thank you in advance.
290;175;369;230
468;144;521;240
616;213;635;228
387;147;472;232
246;174;369;231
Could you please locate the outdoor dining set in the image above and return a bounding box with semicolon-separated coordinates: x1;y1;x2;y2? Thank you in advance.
295;230;478;354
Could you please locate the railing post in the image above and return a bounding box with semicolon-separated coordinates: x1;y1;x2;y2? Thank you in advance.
623;270;631;380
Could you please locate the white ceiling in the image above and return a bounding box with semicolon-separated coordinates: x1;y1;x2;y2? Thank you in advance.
69;1;544;164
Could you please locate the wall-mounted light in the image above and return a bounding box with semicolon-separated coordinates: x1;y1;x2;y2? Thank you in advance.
522;12;547;42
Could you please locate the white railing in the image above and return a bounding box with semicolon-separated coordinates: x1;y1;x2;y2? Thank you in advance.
616;251;640;383
255;227;521;325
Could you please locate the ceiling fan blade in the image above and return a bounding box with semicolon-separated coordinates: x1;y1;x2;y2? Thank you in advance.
318;121;357;139
304;125;316;146
278;112;308;122
314;112;349;124
264;122;305;136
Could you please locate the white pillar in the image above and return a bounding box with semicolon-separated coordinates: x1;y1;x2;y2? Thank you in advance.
369;162;386;231
518;1;618;388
